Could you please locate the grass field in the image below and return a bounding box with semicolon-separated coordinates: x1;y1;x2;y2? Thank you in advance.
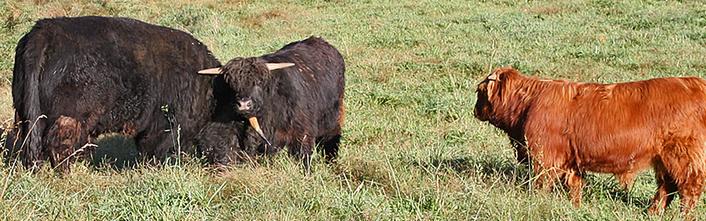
1;0;705;220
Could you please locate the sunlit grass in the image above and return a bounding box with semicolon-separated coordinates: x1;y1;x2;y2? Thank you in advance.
0;0;704;219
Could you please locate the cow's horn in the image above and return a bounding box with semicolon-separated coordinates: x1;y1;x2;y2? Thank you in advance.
197;68;222;75
248;117;272;146
487;73;498;81
266;63;295;70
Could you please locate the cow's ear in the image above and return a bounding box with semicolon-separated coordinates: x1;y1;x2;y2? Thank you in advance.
485;68;506;99
265;63;295;71
486;79;498;100
198;68;222;75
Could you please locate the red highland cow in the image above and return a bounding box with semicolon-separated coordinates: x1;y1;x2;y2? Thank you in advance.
474;67;706;217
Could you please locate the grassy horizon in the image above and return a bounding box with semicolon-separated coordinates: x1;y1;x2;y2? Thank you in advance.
1;0;705;220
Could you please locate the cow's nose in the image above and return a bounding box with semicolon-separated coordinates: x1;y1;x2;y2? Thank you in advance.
238;99;253;111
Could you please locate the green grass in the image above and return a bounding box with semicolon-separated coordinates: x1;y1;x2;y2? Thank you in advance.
1;0;705;220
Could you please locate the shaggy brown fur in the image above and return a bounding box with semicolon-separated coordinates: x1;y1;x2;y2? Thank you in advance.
6;16;221;171
195;121;249;166
45;116;84;172
474;67;706;218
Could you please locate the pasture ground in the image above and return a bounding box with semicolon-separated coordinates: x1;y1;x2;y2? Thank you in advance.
0;0;705;220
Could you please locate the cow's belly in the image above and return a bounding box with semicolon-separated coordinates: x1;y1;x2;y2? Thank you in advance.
576;143;656;175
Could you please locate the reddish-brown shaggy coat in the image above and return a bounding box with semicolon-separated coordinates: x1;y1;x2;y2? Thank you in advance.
474;67;706;217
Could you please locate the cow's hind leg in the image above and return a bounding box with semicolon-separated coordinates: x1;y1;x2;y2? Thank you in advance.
649;162;679;214
663;147;706;218
46;116;85;173
318;134;341;163
2;126;21;166
677;174;705;220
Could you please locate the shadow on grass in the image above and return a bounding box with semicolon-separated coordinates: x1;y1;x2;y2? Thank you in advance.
609;187;653;210
583;175;655;210
89;134;140;170
410;155;532;187
0;132;139;170
412;155;655;209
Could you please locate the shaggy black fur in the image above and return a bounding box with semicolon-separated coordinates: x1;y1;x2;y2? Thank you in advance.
195;121;247;166
206;36;346;168
5;16;223;171
196;121;266;166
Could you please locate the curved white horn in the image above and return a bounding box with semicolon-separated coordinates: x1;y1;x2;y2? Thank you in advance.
197;68;222;75
266;63;295;70
248;117;272;146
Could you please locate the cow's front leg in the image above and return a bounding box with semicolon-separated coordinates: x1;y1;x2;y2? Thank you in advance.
509;134;529;166
529;147;558;191
526;137;570;194
565;170;585;207
616;172;637;191
532;163;560;192
648;164;677;214
288;133;315;173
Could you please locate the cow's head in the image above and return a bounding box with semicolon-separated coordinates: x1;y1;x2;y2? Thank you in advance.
197;58;295;146
474;67;517;122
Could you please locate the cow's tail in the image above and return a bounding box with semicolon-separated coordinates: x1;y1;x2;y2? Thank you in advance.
8;28;49;169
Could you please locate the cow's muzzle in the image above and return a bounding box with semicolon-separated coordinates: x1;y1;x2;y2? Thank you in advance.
238;99;253;111
248;117;272;146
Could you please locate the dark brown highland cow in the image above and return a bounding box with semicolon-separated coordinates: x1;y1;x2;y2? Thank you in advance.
196;37;345;169
195;121;246;166
474;67;706;218
5;16;223;171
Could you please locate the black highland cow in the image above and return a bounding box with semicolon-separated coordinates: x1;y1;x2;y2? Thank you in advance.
6;16;222;171
195;121;247;166
197;36;345;168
